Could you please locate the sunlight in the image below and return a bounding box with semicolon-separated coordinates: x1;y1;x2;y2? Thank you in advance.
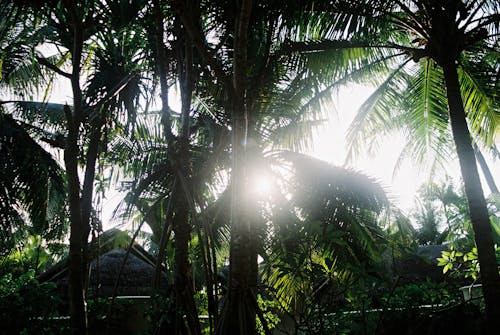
251;173;273;197
309;84;425;211
308;84;500;213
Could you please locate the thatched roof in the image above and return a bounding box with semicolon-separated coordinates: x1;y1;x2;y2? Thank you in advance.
39;230;169;298
89;248;168;297
393;244;448;282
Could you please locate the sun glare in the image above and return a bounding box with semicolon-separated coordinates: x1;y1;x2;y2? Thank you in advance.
252;174;272;197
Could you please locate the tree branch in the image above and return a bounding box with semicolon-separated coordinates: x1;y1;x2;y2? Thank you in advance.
36;56;72;79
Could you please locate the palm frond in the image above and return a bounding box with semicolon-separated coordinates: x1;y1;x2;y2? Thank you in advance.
0;112;67;255
459;50;499;147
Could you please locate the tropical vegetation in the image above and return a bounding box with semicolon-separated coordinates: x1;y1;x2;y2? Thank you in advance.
0;0;498;334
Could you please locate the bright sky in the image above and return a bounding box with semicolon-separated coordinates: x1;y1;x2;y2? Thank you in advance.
308;84;500;213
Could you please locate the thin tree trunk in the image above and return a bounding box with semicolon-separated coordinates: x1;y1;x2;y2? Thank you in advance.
153;0;175;146
200;204;219;332
170;1;257;333
172;28;202;334
218;1;255;334
195;220;214;333
173;185;201;335
152;198;174;290
151;0;177;295
443;61;500;331
65;105;88;335
64;4;88;331
80;122;102;292
474;143;499;195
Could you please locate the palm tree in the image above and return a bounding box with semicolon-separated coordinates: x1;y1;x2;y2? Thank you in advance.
111;2;346;333
0;1;52;97
168;0;346;331
474;144;499;195
260;152;389;327
0;112;67;257
286;0;499;327
7;1;150;333
0;1;68;263
168;1;278;333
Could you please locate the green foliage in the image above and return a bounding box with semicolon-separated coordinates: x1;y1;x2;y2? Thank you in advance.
301;277;473;335
335;0;500;172
438;245;500;281
0;1;53;97
0;235;57;277
1;1;497;334
256;294;281;334
0;270;66;335
144;293;175;335
0;112;68;257
410;178;472;245
260;153;392;334
86;296;110;324
193;292;210;333
384;279;456;307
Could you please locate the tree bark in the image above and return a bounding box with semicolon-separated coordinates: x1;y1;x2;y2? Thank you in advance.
152;200;173;290
152;3;201;332
443;61;500;330
64;4;89;332
474;143;499;195
65;106;88;335
80;122;102;292
151;0;177;294
217;1;256;334
173;180;201;335
172;27;202;334
170;1;258;333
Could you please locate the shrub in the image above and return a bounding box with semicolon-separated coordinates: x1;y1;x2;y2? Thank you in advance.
0;270;67;334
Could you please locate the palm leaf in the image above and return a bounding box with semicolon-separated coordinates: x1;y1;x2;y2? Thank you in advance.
0;112;67;255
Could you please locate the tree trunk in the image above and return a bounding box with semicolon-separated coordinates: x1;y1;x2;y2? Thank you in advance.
443;62;500;330
217;1;256;333
474;143;499;195
151;0;177;294
64;7;89;332
171;28;202;334
80;122;102;292
152;202;173;290
173;181;201;335
170;1;257;333
65;105;88;335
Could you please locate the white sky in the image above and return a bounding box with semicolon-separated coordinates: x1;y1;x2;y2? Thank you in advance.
308;84;500;213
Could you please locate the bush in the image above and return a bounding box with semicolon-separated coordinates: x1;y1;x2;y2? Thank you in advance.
0;270;67;334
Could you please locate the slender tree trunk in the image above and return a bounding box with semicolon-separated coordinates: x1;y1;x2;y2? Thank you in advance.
218;2;256;334
152;201;173;290
172;28;202;334
200;209;219;333
170;1;257;333
151;0;177;295
152;4;201;331
64;5;88;332
474;143;499;195
80;122;102;292
65;104;88;335
173;182;201;335
443;62;500;330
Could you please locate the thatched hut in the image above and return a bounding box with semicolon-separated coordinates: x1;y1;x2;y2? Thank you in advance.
39;229;169;300
38;230;170;334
